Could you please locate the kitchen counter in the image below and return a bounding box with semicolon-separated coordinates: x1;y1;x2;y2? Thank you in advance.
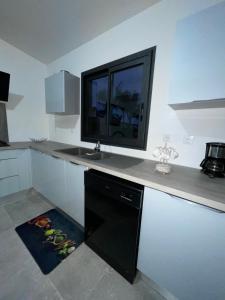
2;141;225;212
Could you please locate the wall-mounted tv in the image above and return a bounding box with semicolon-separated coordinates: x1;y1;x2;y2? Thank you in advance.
0;71;10;102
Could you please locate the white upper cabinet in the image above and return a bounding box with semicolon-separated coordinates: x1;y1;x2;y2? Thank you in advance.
169;1;225;109
45;70;80;114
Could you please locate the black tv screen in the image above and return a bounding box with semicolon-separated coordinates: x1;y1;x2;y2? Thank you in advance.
0;71;10;102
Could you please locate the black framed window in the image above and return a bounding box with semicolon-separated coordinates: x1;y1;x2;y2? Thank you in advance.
84;73;109;138
81;47;156;150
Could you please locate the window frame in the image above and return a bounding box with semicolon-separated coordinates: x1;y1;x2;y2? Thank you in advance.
81;47;156;150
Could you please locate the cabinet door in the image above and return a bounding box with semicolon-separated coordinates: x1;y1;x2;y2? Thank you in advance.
47;155;66;209
0;157;18;179
31;150;86;225
64;161;87;226
169;2;225;104
0;150;20;197
0;176;20;197
0;150;32;198
138;187;225;300
45;71;65;113
31;150;66;208
31;150;49;197
45;71;79;114
17;150;32;190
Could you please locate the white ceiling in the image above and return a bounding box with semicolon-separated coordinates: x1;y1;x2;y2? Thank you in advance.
0;0;160;64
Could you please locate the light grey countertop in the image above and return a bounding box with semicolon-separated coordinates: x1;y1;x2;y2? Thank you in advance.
2;140;225;212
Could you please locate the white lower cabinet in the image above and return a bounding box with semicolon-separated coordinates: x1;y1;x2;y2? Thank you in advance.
31;149;86;226
0;149;31;198
31;149;49;198
0;176;20;197
47;155;66;209
138;187;225;300
64;161;87;226
31;150;65;208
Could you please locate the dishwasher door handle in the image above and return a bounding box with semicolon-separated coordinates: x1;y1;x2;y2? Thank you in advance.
120;195;133;202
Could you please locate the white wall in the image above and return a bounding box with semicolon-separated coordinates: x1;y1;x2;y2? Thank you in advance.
0;38;49;141
47;0;225;168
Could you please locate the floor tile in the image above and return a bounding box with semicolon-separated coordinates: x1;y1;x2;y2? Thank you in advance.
0;189;32;207
87;267;166;300
134;274;167;300
86;268;140;300
0;259;63;300
0;189;167;300
0;229;34;284
49;243;109;300
4;195;53;226
0;207;13;233
30;192;53;205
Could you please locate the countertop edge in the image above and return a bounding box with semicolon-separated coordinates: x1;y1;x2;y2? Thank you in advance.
2;141;225;213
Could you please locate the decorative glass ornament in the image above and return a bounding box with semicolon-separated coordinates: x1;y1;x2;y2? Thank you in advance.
152;137;179;174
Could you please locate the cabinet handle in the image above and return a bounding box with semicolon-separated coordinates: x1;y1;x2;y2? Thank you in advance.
170;195;224;214
69;161;78;165
51;154;60;159
0;175;18;181
120;195;133;202
195;204;225;214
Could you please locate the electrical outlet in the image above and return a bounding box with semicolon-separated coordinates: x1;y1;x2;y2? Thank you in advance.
163;134;171;143
183;135;194;145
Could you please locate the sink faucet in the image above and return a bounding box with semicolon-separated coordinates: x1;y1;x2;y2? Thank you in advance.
94;140;101;152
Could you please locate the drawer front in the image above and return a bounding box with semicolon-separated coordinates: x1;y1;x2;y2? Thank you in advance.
0;150;20;160
0;158;18;179
0;176;20;197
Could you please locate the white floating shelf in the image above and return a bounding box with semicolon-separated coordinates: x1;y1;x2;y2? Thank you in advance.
169;99;225;110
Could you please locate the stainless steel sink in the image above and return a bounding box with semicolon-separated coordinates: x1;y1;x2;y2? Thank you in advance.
55;147;112;160
55;147;95;156
81;151;111;160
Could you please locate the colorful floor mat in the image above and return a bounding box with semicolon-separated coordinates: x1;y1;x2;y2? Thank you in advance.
16;209;84;274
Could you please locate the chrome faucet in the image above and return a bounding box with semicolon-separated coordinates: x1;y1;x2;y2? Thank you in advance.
94;140;101;152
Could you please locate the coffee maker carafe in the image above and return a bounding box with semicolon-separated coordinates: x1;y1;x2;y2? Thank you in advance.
200;143;225;178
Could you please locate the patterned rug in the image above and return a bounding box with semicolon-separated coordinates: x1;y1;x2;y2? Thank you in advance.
15;209;84;274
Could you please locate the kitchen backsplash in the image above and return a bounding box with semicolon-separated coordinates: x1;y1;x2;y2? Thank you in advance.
0;103;9;142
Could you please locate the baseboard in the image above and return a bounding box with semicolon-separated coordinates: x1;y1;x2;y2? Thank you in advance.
137;271;179;300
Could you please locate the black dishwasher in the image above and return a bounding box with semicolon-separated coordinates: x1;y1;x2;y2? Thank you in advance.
84;169;144;283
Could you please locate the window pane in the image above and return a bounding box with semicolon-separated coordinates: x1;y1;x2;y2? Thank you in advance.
87;76;108;136
109;65;144;140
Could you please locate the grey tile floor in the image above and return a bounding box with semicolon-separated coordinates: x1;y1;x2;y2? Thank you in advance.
0;189;166;300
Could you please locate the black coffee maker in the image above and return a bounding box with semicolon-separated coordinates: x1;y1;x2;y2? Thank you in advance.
200;142;225;178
